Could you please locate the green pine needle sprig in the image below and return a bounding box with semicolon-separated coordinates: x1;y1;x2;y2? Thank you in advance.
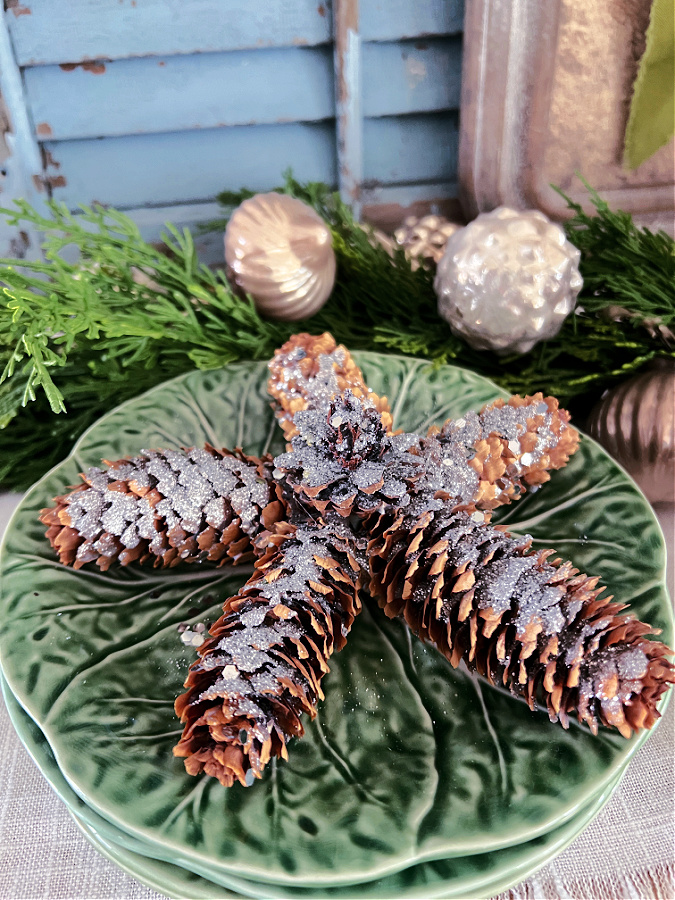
1;176;673;490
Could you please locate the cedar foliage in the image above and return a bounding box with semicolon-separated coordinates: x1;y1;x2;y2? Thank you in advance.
1;177;673;490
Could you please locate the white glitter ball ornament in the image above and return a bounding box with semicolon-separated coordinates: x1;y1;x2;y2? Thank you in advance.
224;192;336;321
434;207;583;355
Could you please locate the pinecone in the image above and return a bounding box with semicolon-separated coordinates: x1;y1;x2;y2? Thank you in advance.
173;520;363;786
430;393;580;510
269;335;578;511
40;446;283;571
273;390;423;518
365;506;674;737
36;333;674;754
40;387;577;572
267;332;394;442
393;214;461;270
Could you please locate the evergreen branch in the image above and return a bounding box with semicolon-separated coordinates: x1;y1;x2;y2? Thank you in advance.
1;179;673;491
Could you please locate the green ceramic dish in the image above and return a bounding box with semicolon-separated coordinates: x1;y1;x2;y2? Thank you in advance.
2;672;627;900
0;355;671;889
69;775;623;900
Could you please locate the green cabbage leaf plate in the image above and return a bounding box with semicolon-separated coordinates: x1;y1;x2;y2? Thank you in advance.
0;354;671;888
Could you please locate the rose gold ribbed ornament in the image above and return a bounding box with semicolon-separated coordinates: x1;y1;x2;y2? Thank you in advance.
224;193;336;321
586;360;675;504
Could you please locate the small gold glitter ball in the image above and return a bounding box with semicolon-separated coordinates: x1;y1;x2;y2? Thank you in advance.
394;214;461;269
224;193;336;321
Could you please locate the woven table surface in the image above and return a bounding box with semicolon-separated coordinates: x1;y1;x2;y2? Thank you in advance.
1;492;673;900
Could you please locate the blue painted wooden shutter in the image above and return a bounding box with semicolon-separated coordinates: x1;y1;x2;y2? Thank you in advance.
1;0;463;255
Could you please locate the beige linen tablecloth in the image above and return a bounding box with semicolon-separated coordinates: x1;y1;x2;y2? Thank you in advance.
1;493;673;900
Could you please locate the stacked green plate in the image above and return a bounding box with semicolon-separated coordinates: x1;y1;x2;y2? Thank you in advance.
1;355;672;899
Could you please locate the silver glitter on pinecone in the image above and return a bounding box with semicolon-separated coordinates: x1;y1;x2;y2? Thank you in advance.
434;207;583;355
41;447;277;570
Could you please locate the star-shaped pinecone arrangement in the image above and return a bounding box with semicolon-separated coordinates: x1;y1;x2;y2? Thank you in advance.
41;333;675;788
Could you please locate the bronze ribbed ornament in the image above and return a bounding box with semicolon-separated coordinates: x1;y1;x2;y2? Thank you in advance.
586;360;675;504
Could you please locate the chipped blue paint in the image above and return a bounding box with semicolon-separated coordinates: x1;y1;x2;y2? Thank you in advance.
24;47;336;141
6;0;462;66
7;0;334;66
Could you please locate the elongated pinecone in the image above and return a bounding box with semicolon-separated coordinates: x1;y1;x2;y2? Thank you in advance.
269;334;578;510
272;389;580;524
365;506;674;737
40;447;283;570
267;332;394;441
173;520;363;786
434;393;579;510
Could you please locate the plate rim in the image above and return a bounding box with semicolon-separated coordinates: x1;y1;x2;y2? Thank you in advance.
2;669;629;900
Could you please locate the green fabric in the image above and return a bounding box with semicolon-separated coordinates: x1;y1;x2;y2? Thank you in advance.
624;0;675;169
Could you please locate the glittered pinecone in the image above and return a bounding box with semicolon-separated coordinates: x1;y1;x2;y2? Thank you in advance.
366;507;674;737
274;391;422;518
268;332;394;442
173;521;363;786
393;214;461;269
40;447;283;571
432;393;580;510
269;336;578;511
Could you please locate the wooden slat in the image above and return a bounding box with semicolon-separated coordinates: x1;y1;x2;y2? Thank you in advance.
362;37;461;117
24;47;335;140
6;0;333;66
6;0;463;65
24;39;460;141
42;113;458;209
42;122;338;209
361;0;464;41
364;113;458;184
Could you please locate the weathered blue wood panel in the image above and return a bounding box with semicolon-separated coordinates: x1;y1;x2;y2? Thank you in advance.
360;0;464;42
362;38;461;117
5;0;333;65
42;114;457;210
2;0;464;248
363;113;458;184
23;38;461;141
6;0;462;65
23;47;336;140
42;122;338;209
